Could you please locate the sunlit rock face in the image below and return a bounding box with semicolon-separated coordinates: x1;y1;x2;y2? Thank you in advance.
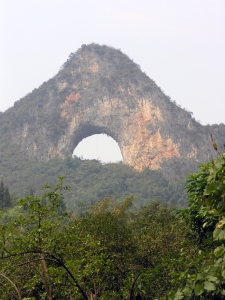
4;44;225;179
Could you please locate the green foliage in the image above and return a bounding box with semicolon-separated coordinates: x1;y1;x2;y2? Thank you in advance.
0;148;188;212
0;180;11;210
0;177;190;299
169;145;225;299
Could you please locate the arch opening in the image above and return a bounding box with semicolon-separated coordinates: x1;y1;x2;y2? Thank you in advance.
73;133;123;163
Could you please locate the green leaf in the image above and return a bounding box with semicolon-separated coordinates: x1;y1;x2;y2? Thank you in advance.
213;228;225;240
214;246;225;258
206;275;218;282
204;184;216;195
182;286;192;296
168;290;176;300
174;290;184;300
204;281;216;291
194;283;204;296
196;273;205;280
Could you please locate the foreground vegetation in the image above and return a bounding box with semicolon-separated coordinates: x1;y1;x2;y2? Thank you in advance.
0;176;187;299
0;145;225;299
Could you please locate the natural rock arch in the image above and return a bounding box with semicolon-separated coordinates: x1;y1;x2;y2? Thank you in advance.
54;96;180;171
6;44;225;178
69;124;116;156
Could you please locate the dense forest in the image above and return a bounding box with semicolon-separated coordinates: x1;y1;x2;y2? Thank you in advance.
0;141;188;211
0;144;225;299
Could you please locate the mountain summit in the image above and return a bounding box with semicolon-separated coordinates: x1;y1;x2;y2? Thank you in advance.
1;43;225;179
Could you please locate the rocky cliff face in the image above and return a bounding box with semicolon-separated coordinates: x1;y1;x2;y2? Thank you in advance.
1;44;225;179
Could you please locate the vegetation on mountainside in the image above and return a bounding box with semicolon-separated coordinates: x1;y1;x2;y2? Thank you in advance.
0;148;188;210
0;180;11;210
1;43;225;182
0;144;224;299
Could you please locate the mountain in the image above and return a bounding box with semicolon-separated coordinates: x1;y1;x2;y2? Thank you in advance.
0;43;224;184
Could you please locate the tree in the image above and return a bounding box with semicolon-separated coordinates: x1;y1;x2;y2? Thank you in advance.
0;177;87;299
0;180;4;209
0;176;192;299
3;186;11;208
129;200;190;299
169;143;225;299
0;180;11;210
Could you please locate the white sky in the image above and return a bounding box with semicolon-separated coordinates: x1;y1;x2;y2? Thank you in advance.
73;134;123;163
1;0;225;162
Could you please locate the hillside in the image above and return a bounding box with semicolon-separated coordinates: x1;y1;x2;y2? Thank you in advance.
0;151;187;210
0;43;224;207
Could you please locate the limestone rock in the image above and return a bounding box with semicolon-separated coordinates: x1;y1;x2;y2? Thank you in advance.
1;44;225;180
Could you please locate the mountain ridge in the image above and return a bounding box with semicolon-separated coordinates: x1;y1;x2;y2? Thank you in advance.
1;43;225;180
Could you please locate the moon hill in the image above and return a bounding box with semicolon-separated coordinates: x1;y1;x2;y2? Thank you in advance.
0;43;225;207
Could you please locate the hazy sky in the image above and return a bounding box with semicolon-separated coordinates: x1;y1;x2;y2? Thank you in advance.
1;0;225;162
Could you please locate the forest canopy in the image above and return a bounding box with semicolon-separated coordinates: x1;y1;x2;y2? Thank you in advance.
0;145;225;299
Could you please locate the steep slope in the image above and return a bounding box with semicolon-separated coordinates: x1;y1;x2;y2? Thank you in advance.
0;43;224;180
